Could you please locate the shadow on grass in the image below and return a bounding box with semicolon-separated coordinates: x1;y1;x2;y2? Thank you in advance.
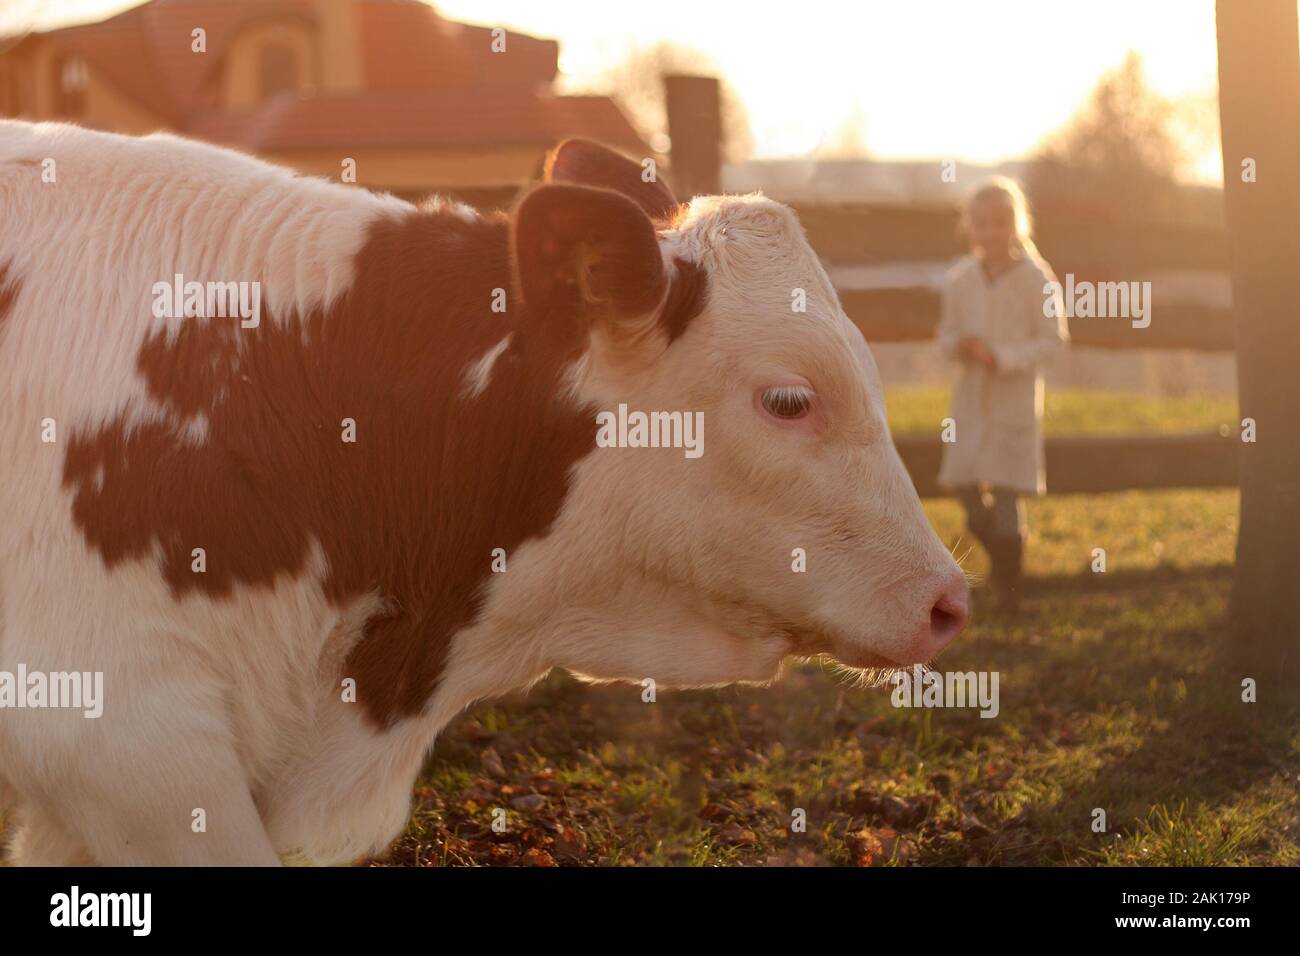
1025;561;1234;596
962;564;1299;864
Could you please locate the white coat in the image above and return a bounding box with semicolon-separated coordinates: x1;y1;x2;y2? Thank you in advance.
936;253;1068;496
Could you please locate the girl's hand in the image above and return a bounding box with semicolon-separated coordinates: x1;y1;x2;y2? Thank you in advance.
959;336;998;369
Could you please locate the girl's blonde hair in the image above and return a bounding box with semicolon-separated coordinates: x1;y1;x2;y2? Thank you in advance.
961;176;1044;262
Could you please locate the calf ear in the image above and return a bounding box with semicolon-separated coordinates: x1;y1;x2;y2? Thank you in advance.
512;183;668;352
545;139;679;221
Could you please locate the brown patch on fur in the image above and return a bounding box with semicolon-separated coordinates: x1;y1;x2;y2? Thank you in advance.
62;208;597;728
659;258;708;343
0;265;18;333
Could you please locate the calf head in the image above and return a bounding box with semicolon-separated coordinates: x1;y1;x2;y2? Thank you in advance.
507;140;968;688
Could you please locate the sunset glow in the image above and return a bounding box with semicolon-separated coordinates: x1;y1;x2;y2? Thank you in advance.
9;0;1234;178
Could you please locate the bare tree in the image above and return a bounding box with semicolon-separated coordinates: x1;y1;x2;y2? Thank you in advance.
0;0;46;51
584;41;753;164
813;105;871;160
1027;51;1212;222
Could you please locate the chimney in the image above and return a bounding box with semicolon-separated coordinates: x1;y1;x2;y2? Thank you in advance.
316;0;363;94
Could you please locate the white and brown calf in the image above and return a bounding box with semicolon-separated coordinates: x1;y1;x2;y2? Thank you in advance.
0;121;967;865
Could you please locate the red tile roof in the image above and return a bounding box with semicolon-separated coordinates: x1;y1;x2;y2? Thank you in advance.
188;88;645;153
10;0;641;152
357;1;558;92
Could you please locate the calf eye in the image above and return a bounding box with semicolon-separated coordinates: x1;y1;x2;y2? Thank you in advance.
761;385;814;419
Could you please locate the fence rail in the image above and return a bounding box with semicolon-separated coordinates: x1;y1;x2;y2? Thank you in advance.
837;288;1236;351
793;201;1228;273
795;201;1235;352
895;432;1240;497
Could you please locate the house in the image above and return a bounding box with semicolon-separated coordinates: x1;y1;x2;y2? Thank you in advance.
0;0;649;201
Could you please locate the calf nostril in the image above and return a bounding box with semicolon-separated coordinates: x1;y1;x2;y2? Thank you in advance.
929;592;969;646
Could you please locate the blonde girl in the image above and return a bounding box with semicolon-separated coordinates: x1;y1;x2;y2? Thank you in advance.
936;178;1068;609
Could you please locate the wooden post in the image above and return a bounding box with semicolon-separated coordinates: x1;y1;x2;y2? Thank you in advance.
1216;1;1300;683
663;74;722;198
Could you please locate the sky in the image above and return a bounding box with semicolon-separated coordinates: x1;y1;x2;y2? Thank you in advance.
4;0;1236;180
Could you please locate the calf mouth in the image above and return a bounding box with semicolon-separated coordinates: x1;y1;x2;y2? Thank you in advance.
831;645;929;672
772;618;949;677
781;626;921;673
828;626;950;673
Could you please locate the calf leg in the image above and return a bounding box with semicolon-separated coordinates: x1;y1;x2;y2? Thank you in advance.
1;559;282;865
7;804;96;866
25;687;281;866
73;732;280;865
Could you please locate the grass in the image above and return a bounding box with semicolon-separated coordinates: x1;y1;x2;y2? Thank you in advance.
381;390;1297;867
884;386;1239;437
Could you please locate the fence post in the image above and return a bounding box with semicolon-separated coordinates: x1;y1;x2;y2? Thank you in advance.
1217;0;1300;683
663;74;722;198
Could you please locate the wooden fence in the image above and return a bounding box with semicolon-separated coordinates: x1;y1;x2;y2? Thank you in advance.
794;201;1239;496
797;201;1234;352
